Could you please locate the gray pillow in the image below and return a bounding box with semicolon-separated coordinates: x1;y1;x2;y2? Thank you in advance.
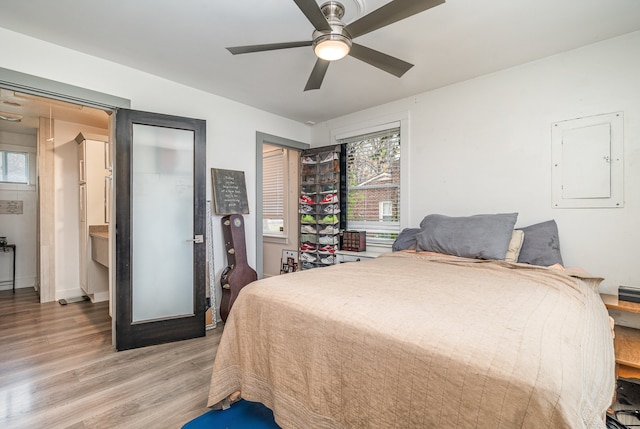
416;213;518;260
392;228;421;251
517;220;564;266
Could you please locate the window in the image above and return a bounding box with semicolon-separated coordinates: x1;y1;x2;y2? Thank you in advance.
0;150;29;184
263;146;287;236
379;201;392;221
339;127;401;245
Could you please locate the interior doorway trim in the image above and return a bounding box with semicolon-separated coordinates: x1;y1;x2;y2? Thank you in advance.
255;132;309;278
0;67;130;110
0;67;131;304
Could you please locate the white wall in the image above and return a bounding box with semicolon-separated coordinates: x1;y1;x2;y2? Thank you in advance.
312;31;640;294
0;27;311;302
5;26;637;297
0;131;37;290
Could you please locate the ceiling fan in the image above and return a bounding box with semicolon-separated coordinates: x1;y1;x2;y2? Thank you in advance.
226;0;445;91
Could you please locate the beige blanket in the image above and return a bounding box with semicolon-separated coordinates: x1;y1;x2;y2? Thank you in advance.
208;252;615;428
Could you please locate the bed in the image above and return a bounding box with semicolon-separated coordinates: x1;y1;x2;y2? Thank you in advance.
207;215;615;428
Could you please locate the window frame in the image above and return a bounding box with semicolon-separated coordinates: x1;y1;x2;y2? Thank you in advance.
341;127;401;246
332;113;409;248
0;143;36;191
379;200;392;221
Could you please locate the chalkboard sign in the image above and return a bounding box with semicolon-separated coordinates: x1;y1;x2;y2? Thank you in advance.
211;168;250;215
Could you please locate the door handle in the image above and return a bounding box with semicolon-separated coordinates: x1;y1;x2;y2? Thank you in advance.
186;235;204;243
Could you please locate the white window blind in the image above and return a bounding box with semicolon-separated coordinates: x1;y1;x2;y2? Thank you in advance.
339;127;400;245
263;147;286;235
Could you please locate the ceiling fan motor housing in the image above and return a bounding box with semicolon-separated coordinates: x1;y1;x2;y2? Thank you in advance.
312;1;352;58
321;1;346;20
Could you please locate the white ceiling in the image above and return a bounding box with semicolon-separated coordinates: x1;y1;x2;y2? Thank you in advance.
0;0;639;125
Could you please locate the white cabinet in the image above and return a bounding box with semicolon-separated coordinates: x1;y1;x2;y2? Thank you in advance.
79;183;87;292
76;133;110;301
78;139;86;184
551;112;624;208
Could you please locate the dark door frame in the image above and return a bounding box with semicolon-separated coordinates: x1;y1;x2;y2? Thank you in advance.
115;108;207;351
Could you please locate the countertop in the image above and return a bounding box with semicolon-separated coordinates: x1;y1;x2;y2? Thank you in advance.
89;225;108;239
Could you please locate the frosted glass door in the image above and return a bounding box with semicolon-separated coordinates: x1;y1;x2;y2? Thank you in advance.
115;108;206;351
131;124;194;322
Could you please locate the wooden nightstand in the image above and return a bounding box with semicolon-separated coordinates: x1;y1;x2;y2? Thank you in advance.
601;293;640;379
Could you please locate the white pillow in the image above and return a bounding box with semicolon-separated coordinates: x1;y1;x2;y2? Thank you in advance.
504;230;524;263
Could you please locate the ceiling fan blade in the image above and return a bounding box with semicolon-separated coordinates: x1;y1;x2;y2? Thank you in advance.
304;59;330;91
345;0;445;39
293;0;332;32
348;43;413;78
227;41;312;55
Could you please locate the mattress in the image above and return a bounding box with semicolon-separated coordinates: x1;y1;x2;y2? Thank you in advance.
207;251;615;428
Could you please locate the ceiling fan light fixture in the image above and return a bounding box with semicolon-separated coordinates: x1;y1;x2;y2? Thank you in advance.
0;112;22;122
313;33;351;61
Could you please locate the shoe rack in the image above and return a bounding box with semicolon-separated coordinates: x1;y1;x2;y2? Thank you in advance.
299;144;345;270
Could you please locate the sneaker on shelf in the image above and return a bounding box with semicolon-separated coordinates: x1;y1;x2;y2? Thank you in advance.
301;156;316;164
322;203;340;214
300;234;316;244
318;225;336;234
301;187;315;195
320;255;335;265
299;205;315;214
318;214;338;224
302;262;315;270
300;195;315;205
301;224;317;234
318;244;337;254
300;252;317;263
300;242;317;252
320;185;336;194
318;174;336;184
301;214;315;223
305;241;318;250
319;193;338;204
319;152;338;163
318;235;338;244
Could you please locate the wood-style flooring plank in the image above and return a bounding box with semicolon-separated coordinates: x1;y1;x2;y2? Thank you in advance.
0;288;222;429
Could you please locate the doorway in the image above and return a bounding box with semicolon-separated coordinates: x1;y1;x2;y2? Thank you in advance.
255;132;309;278
0;68;129;306
0;87;115;304
1;69;208;350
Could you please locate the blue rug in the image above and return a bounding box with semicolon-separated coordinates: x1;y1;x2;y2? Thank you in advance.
182;400;281;429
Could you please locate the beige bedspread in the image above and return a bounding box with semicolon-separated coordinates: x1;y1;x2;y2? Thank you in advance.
207;252;615;428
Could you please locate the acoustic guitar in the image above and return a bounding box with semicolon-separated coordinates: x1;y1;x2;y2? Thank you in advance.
220;214;257;321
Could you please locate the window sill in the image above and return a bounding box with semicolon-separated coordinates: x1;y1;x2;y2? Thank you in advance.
263;235;288;245
364;243;392;254
0;183;35;192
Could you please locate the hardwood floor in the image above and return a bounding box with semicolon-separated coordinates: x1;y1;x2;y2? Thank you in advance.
0;288;223;429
